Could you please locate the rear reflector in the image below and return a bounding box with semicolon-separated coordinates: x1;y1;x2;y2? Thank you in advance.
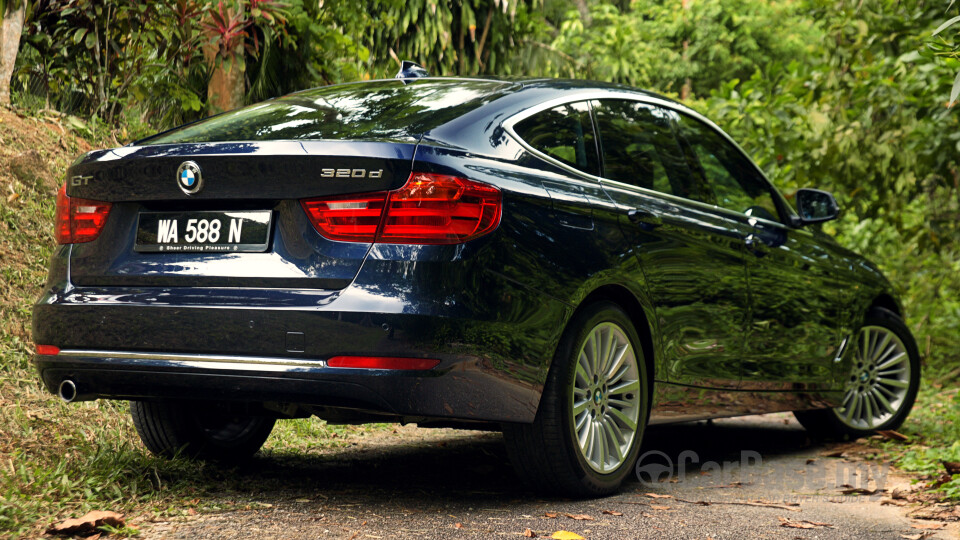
56;184;112;244
301;172;501;245
36;345;60;355
326;356;441;370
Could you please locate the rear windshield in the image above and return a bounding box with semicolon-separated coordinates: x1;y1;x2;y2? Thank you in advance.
142;79;514;145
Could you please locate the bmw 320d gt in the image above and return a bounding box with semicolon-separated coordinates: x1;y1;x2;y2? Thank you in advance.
33;71;920;497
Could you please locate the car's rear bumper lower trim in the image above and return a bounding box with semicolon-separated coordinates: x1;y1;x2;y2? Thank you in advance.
56;349;328;372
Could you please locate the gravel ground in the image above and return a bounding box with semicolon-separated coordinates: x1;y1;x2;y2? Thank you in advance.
139;413;958;539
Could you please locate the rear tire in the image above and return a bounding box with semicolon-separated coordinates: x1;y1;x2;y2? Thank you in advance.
794;307;920;440
130;401;275;461
503;301;649;498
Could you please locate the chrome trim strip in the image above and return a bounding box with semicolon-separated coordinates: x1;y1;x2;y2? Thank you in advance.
501;89;796;231
598;176;788;229
57;349;326;369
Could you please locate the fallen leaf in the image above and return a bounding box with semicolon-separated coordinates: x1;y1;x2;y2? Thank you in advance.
550;532;584;540
908;505;960;521
822;450;846;458
778;516;833;529
877;430;910;442
645;493;673;499
186;508;197;516
910;522;946;530
6;193;19;203
47;511;125;536
943;461;960;475
523;528;537;538
892;489;911;500
900;534;934;540
544;512;559;518
564;513;594;521
651;505;672;511
454;522;463;529
601;510;623;516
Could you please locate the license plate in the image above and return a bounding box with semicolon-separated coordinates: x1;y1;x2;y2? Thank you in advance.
135;211;272;253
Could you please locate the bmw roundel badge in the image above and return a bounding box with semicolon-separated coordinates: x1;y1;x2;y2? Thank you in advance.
176;161;203;195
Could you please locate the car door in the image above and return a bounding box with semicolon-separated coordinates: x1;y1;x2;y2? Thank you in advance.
591;99;750;391
673;113;845;391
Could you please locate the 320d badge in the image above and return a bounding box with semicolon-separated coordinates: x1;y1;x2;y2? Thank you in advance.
33;67;920;497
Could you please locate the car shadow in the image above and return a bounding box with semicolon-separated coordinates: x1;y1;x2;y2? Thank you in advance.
203;414;820;505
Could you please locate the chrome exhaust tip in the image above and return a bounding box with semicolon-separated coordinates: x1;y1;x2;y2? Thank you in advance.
58;379;78;403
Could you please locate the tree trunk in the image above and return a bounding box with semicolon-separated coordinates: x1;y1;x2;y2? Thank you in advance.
0;2;26;106
206;46;245;113
202;4;245;115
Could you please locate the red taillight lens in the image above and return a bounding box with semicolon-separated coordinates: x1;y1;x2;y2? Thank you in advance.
327;356;441;370
379;173;502;244
300;173;501;245
55;184;112;244
36;345;60;355
300;193;388;242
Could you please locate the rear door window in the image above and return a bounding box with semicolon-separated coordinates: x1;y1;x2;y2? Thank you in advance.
513;101;600;176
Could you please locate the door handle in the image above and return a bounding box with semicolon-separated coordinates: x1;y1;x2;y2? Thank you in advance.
744;234;770;257
628;209;663;228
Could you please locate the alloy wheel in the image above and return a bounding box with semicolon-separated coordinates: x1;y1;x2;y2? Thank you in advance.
570;322;642;474
834;325;912;430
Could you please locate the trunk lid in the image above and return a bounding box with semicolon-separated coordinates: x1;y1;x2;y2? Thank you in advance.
68;140;416;289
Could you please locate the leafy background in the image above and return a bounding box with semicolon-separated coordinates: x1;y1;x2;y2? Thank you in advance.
1;0;959;534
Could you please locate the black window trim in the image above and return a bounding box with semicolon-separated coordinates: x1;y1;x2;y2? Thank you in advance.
503;90;800;231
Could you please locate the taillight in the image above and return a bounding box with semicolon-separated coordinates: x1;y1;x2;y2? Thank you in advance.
379;173;502;244
300;172;501;245
55;184;112;244
300;193;387;242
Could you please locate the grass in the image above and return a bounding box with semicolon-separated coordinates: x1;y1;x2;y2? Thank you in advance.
878;384;960;500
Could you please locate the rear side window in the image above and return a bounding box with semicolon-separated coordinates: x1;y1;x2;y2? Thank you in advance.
513;101;600;176
592;99;701;200
675;114;781;222
141;79;515;144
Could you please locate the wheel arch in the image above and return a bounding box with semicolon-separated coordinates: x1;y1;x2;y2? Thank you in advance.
540;283;658;419
869;293;902;318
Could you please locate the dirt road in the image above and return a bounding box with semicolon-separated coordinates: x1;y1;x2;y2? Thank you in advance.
141;413;957;539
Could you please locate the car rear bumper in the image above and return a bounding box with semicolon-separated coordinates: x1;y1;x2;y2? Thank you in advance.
34;348;542;423
32;246;571;423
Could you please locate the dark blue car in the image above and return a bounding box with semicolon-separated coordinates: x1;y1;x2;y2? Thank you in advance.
33;73;920;497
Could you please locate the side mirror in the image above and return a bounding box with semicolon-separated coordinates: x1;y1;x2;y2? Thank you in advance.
795;188;839;225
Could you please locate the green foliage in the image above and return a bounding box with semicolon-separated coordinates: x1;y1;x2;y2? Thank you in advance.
358;0;543;78
20;0;210;127
885;387;960;500
544;0;820;97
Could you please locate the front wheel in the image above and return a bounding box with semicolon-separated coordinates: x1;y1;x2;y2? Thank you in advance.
794;307;920;440
130;401;276;461
503;301;649;497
